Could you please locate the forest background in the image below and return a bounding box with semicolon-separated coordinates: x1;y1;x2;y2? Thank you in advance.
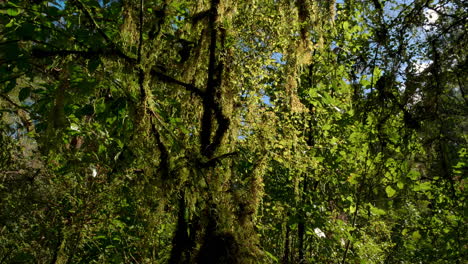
0;0;466;263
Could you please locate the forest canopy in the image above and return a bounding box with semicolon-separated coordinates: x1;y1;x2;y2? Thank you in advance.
0;0;466;263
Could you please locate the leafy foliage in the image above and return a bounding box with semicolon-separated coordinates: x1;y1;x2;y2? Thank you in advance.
0;0;466;263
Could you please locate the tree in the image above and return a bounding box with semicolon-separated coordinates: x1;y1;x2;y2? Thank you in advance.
0;0;465;263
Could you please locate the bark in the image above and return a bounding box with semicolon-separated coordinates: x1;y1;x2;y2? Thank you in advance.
169;193;194;264
282;214;291;264
297;177;308;263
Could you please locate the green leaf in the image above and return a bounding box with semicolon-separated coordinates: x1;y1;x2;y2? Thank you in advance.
98;144;107;155
5;19;15;28
343;21;349;30
19;87;31;101
407;170;420;180
95;99;106;114
370;206;387;215
413;181;431;192
397;181;404;189
114;151;122;161
264;250;279;262
70;123;80;131
372;66;382;79
7;8;20;16
348;173;359;185
412;230;421;240
419;182;431;191
385;186;396;198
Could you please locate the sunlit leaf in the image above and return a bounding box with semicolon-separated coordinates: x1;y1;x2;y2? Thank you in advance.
385;186;396;198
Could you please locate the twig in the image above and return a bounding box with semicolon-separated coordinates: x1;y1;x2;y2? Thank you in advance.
137;0;145;100
73;0;136;64
200;152;238;168
137;0;144;64
0;93;29;113
150;115;169;180
151;68;205;97
31;47;137;65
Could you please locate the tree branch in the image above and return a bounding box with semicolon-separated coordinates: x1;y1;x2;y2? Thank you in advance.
150;115;169;180
137;0;146;101
200;151;238;168
150;67;205;97
199;0;231;158
137;0;144;65
73;0;111;43
31;47;137;65
73;0;136;64
0;93;29;113
200;0;220;156
148;5;167;40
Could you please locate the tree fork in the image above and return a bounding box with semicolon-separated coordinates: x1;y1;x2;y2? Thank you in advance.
200;0;229;158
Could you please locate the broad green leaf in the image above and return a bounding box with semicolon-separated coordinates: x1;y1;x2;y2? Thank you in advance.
98;144;107;155
70;123;79;131
370;206;386;215
407;170;420;180
343;21;349;30
372;67;382;79
6;8;20;16
397;181;404;189
413;181;431;192
95;99;106;114
385;186;396;198
348;173;359;185
412;230;421;240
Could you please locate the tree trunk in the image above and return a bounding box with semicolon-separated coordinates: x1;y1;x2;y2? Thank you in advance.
298;176;308;263
282;213;291;264
169;192;194;264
